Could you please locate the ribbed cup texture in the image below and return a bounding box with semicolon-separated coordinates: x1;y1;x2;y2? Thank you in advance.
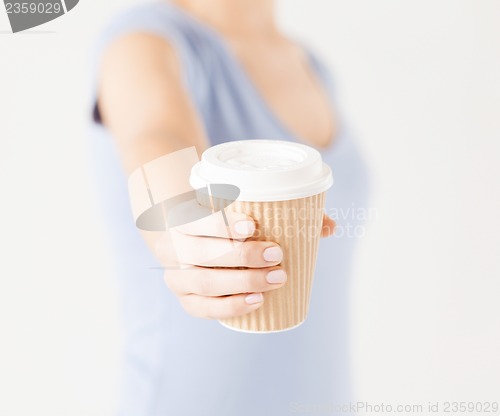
205;193;326;332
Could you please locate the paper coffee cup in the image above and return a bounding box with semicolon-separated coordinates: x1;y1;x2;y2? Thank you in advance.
190;140;333;333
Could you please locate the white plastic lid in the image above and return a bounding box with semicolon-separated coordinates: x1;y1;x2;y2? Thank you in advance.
190;140;333;202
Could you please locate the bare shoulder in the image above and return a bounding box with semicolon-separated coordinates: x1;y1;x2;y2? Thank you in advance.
97;30;207;172
100;31;180;78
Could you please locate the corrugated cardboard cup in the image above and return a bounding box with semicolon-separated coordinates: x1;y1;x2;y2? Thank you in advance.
190;140;333;333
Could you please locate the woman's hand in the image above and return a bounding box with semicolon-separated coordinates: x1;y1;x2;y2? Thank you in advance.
157;211;335;320
321;213;336;238
99;33;336;320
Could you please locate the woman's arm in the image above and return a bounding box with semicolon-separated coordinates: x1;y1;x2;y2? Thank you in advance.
97;32;334;319
98;32;208;173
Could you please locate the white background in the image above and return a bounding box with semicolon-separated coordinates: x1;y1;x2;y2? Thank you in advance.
1;1;499;415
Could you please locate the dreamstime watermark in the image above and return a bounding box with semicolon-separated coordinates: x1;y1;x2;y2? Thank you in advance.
289;400;499;415
2;0;79;33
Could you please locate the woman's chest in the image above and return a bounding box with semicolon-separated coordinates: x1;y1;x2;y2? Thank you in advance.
228;41;336;149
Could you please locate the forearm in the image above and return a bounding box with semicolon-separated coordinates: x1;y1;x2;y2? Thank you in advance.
124;140;201;267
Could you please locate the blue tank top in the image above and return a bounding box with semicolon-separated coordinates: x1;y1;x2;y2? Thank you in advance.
90;2;370;415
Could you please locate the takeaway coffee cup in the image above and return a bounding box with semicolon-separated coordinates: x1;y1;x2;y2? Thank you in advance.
190;140;333;332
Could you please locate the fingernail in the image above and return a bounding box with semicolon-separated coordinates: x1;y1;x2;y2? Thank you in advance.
235;220;255;236
266;270;287;284
263;246;283;262
245;293;264;304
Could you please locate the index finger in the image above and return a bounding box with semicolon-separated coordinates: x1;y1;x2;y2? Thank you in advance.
172;201;255;239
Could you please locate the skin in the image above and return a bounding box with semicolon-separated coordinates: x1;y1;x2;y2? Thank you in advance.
97;0;337;320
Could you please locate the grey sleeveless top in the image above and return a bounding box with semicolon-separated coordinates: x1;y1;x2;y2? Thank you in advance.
90;2;370;415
